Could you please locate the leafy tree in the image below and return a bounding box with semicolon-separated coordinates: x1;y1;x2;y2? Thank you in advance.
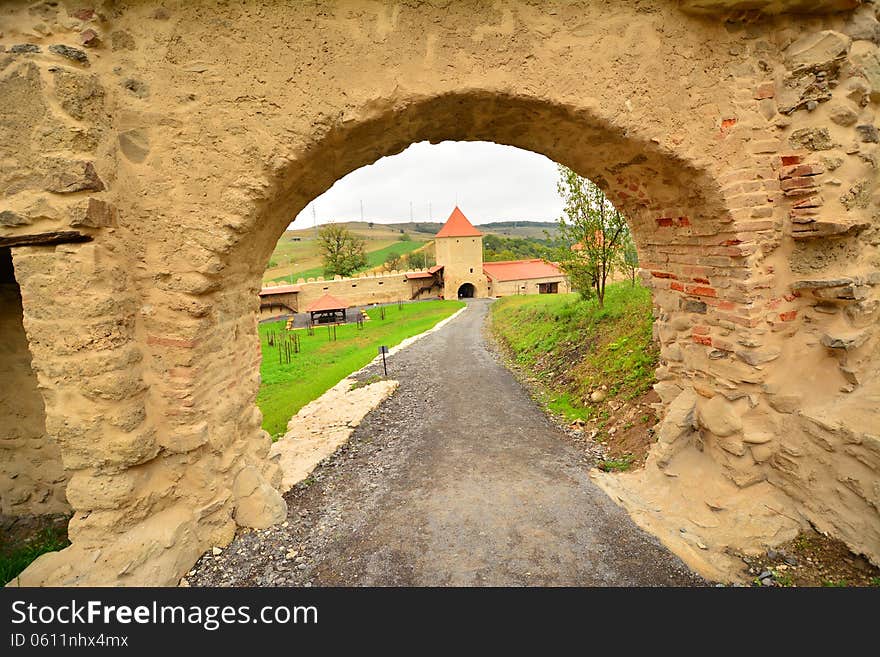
619;232;639;286
405;251;428;269
384;252;402;271
318;223;367;277
554;165;629;307
398;231;412;242
368;221;374;229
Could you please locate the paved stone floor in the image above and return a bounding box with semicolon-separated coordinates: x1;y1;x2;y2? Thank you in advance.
188;299;704;586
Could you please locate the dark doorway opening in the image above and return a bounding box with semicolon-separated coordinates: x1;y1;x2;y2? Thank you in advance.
539;282;559;294
457;283;475;298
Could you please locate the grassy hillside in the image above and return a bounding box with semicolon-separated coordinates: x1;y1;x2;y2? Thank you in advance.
490;282;659;469
264;223;431;283
258;299;463;436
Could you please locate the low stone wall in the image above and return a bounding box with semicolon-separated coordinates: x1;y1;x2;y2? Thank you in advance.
265;269;442;310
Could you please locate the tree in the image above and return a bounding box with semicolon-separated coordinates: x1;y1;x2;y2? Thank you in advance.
405;250;428;269
554;165;629;307
619;232;639;287
368;221;374;229
318;223;367;277
384;252;402;271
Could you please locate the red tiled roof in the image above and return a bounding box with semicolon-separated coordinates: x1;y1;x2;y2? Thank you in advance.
405;271;434;280
483;259;563;282
435;206;483;238
259;284;301;296
305;293;350;312
428;264;444;274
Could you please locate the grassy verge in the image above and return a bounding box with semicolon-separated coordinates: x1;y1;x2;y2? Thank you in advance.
258;299;463;437
0;522;69;586
490;282;659;469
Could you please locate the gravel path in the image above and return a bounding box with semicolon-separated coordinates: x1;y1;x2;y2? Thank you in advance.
188;299;704;586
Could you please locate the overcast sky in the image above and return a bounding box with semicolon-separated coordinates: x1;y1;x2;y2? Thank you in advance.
289;141;564;228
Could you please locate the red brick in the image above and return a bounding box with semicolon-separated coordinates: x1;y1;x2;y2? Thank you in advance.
670;281;685;292
781;155;802;166
686;285;718;297
718;313;762;328
693;276;710;284
693;335;713;346
780;176;817;191
692;325;710;335
712;337;736;352
657;217;674;227
677;216;691;227
780;163;824;180
651;271;677;279
721;118;737;130
792;194;822;209
754;81;775;100
779;310;798;322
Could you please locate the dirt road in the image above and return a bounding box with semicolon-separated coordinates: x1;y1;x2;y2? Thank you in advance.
188;299;704;586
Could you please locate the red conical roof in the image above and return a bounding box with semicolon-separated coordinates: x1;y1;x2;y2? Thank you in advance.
435;206;483;238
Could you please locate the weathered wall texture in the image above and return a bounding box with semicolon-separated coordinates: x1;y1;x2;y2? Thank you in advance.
0;250;68;516
0;0;877;585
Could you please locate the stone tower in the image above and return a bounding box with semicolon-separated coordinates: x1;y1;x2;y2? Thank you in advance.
434;207;486;299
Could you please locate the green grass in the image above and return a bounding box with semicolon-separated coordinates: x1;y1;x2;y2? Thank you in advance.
597;454;636;472
490;282;657;424
257;300;463;437
0;525;70;586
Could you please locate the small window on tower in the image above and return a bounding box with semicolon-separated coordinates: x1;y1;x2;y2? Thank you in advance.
470;268;473;273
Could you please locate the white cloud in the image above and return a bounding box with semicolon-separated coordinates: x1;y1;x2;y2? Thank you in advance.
290;141;563;228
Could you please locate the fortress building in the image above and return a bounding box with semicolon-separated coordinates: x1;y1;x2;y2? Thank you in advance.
433;207;568;299
259;207;569;318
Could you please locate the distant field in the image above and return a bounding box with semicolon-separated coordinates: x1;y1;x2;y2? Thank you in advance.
264;223;433;283
257;299;464;436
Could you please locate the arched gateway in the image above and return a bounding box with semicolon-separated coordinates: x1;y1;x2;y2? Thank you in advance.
0;0;877;585
457;283;476;299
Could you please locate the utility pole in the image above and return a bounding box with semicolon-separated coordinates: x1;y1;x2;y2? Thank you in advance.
360;200;364;222
312;205;317;238
410;201;413;223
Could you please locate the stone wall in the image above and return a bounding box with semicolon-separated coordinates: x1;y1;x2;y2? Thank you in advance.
293;269;441;308
0;0;876;585
488;276;572;297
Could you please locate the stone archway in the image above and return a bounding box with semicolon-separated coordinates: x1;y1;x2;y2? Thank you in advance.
457;283;476;299
2;1;877;585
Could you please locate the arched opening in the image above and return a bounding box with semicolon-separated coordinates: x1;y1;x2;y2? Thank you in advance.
0;247;70;584
19;91;759;586
457;282;476;299
156;90;742;586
